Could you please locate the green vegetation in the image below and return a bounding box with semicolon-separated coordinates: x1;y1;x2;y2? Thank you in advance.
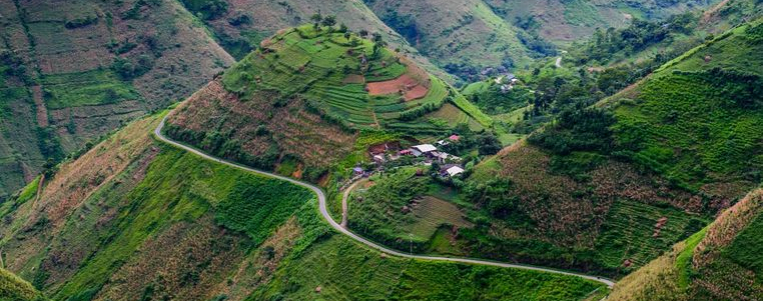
219;25;465;131
41;69;141;109
0;268;46;301
253;234;607;300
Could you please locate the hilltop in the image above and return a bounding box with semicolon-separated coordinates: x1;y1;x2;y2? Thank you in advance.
164;24;491;182
0;0;233;200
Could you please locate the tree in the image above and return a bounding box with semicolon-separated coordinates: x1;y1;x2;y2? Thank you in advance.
310;13;322;29
359;29;369;37
477;133;502;155
321;15;336;27
338;23;348;33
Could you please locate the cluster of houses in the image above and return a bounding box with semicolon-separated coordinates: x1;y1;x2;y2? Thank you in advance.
495;73;520;93
360;135;466;178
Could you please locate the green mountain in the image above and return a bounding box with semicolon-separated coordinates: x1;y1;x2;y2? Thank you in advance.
364;0;719;80
0;0;233;200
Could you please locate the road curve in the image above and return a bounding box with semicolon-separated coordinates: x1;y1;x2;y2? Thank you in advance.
154;115;615;288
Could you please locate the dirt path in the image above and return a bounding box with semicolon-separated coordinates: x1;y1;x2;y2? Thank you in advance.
341;179;366;228
32;86;48;128
154;114;615;289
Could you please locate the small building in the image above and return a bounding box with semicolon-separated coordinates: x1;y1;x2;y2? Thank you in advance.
373;154;386;163
399;149;413;156
439;164;465;177
430;151;449;163
353;166;364;175
412;144;437;153
448;135;460;142
411;144;437;156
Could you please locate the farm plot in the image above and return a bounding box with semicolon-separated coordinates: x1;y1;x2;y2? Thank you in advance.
41;69;141;109
403;196;473;242
305;83;376;127
594;200;707;270
367;74;429;101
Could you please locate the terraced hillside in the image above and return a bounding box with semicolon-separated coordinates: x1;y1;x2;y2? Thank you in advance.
344;18;763;279
0;112;607;300
609;189;763;300
164;25;490;182
0;0;233;200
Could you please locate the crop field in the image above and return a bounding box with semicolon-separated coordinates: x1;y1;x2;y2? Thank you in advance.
594;200;707;271
403;196;473;241
220;24;482;135
41;69;142;109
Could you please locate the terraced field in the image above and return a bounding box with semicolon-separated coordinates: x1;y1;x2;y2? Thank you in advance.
595;200;706;269
222;25;467;131
403;196;473;241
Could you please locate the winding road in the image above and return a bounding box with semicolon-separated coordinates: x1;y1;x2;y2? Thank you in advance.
154;115;615;288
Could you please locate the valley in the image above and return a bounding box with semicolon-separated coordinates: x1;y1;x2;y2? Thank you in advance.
0;0;762;300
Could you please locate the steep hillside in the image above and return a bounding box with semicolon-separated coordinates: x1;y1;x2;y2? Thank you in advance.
365;0;533;80
485;0;716;43
164;24;490;182
609;189;763;300
0;112;607;300
0;267;45;301
0;0;233;200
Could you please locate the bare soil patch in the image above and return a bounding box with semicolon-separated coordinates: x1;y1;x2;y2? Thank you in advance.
367;74;429;101
342;74;365;84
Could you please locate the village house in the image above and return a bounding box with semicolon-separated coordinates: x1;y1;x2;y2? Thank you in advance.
410;144;437;156
439;164;465;177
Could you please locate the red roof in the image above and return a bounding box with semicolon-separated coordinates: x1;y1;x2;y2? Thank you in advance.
448;135;460;141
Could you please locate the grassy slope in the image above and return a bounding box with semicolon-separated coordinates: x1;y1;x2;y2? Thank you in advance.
610;20;763;195
366;0;532;72
0;0;233;199
0;268;45;301
609;189;763;300
0;113;606;300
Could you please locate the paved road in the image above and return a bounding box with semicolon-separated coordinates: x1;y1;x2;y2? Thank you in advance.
154;115;615;288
